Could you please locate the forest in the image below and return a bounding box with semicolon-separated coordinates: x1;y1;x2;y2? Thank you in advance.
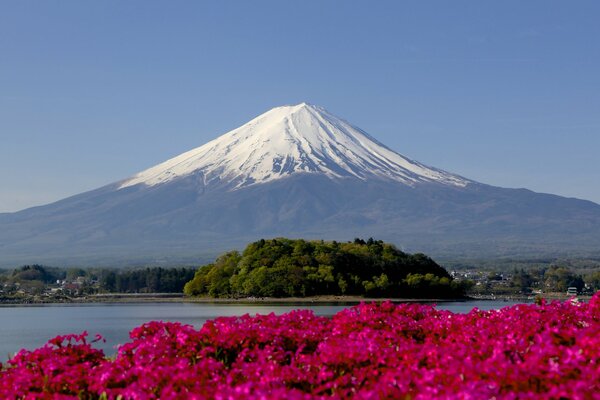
183;238;467;298
0;265;196;297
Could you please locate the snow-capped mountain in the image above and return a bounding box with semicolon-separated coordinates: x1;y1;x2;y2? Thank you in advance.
0;103;599;267
119;103;469;190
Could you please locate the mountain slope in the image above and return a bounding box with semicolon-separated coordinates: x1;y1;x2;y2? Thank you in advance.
1;103;599;266
119;103;469;189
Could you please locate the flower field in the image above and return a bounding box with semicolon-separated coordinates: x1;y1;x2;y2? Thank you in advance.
2;295;600;399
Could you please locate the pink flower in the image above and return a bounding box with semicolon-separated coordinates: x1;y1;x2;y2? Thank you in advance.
2;293;600;398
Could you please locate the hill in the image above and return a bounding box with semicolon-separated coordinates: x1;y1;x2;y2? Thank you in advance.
183;238;467;298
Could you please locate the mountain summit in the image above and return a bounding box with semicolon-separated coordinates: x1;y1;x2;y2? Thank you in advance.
1;103;599;266
120;103;469;190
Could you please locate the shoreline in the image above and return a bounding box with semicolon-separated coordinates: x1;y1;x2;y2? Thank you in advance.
1;294;467;306
1;292;587;306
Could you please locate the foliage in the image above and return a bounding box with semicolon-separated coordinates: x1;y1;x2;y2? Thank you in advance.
586;270;600;290
3;296;600;398
543;266;584;292
98;267;196;293
184;238;465;298
505;266;585;293
1;266;196;298
10;265;63;284
449;258;599;295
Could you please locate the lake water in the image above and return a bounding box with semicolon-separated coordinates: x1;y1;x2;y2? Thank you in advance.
0;300;525;361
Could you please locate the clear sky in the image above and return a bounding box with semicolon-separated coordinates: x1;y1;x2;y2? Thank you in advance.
1;1;599;212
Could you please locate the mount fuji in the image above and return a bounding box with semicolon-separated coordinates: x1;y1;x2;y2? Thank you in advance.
119;103;469;190
1;103;599;266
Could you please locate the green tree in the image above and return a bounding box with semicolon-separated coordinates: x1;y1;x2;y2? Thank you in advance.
183;238;462;299
544;266;584;292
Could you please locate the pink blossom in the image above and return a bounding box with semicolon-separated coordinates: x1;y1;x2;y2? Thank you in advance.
2;295;600;398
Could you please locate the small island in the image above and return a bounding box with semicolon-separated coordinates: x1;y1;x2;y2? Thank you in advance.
184;238;468;299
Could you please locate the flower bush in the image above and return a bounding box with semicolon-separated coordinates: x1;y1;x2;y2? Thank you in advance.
2;294;600;399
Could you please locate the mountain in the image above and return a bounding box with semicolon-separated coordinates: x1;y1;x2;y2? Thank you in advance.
119;103;469;190
1;103;599;267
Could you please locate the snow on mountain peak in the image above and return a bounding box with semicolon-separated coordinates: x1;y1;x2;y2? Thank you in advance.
118;103;470;190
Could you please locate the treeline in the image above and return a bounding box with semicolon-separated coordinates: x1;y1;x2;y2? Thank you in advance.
9;264;64;283
98;268;196;293
1;265;196;294
184;238;467;298
511;266;586;293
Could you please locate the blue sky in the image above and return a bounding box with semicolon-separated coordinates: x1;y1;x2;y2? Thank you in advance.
1;1;599;212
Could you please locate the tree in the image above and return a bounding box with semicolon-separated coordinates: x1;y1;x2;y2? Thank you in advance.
544;266;583;292
184;238;463;299
586;271;600;291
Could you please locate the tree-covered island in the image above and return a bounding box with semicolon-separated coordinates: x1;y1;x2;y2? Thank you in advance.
184;238;468;298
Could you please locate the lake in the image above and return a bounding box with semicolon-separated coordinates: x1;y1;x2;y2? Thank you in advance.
0;300;526;361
